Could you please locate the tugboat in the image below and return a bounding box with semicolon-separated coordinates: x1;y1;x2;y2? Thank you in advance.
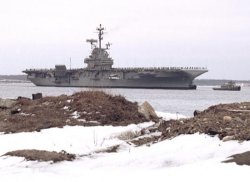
213;81;241;91
23;24;208;89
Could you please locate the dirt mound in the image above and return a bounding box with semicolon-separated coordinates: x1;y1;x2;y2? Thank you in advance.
0;91;149;133
223;151;250;166
4;149;75;163
158;102;250;141
128;102;250;147
68;91;147;125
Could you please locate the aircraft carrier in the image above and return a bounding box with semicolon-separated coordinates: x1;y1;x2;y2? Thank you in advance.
23;24;208;89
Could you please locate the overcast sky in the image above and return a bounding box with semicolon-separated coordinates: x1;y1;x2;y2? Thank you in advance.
1;0;250;80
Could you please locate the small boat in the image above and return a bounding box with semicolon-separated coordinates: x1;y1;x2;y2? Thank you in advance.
213;81;241;91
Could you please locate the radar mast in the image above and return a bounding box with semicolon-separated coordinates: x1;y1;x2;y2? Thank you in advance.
96;24;104;49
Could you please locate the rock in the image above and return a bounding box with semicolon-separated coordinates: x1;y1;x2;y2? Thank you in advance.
42;101;51;106
141;128;150;135
234;117;243;123
148;126;158;133
193;110;201;116
222;136;235;142
166;127;171;132
11;108;21;115
17;96;30;100
0;98;16;109
203;118;208;121
32;93;42;100
138;101;157;120
223;116;232;122
153;122;161;128
207;128;219;136
179;120;184;124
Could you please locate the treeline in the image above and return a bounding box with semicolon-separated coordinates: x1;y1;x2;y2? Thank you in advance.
0;75;27;81
194;79;250;86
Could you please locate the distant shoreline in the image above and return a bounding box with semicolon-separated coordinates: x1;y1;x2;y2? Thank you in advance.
0;75;27;81
194;79;250;86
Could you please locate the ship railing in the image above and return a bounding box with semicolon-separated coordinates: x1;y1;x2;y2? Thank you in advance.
115;67;207;71
24;67;208;72
24;68;83;72
24;68;54;72
80;67;208;71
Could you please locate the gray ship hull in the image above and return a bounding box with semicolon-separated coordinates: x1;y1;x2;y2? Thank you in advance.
24;67;207;89
23;25;208;89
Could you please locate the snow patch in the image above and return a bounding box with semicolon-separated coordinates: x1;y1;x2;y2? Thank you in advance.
156;111;187;120
63;106;69;110
71;111;80;119
1;111;250;181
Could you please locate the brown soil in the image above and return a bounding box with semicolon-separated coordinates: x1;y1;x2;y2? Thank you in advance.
223;151;250;165
4;149;75;163
128;102;250;147
158;102;250;141
0;91;148;133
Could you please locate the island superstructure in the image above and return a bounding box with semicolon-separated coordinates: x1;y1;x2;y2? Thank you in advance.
23;24;208;89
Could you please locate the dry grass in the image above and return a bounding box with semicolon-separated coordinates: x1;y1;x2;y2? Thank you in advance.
116;130;141;140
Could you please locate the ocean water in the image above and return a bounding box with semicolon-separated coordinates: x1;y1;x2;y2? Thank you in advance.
1;82;250;117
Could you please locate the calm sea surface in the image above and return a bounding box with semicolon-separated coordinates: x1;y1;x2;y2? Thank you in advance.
1;82;250;117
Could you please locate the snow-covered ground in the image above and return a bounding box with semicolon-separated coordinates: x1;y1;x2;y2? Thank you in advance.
1;112;250;182
156;111;187;120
